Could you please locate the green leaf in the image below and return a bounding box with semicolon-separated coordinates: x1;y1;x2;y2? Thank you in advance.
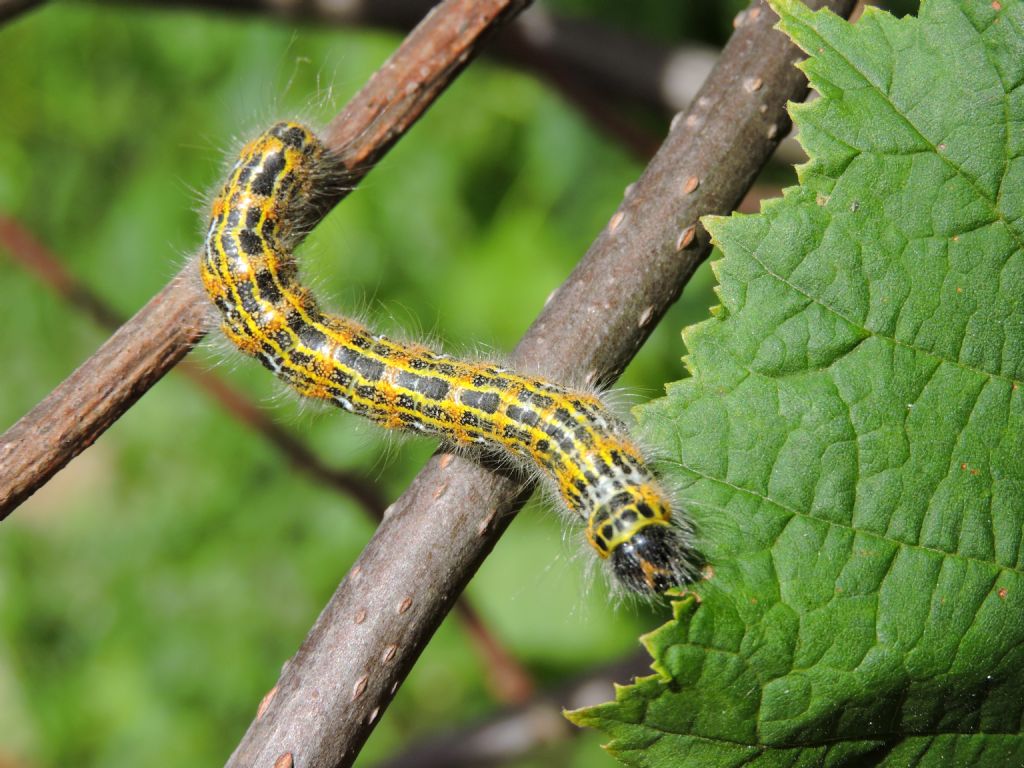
569;1;1024;765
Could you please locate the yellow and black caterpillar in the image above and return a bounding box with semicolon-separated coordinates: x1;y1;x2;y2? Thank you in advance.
200;121;695;595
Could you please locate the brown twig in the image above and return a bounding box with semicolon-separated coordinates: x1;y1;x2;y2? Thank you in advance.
0;0;532;516
0;0;43;24
224;2;857;767
0;215;536;706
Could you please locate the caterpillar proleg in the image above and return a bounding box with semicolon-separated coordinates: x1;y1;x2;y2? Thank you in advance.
200;121;696;595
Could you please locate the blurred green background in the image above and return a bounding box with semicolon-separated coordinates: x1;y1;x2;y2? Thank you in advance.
0;1;913;765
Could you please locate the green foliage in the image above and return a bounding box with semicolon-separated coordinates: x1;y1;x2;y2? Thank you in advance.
571;0;1024;764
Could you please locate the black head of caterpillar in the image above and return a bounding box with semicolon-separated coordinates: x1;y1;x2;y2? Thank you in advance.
201;120;700;597
586;484;699;595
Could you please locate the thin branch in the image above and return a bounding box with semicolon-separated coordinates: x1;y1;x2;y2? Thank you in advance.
102;0;715;113
0;0;43;24
452;600;534;704
0;214;536;706
369;650;653;768
102;0;816;176
92;0;722;158
0;0;532;517
225;2;857;767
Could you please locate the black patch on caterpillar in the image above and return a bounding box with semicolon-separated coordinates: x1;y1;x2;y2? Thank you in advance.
609;491;633;509
396;371;450;401
219;233;239;259
472;374;509;390
422;404;453;422
355;384;382;403
573;426;596;449
519;390;555;409
234;281;260;315
261;216;276;242
609;450;634;475
294;322;325;350
268;326;291;348
461;390;500;413
398;412;424;429
541;422;574;454
288;349;313;368
553;408;577;429
251;151;285;196
351;353;385;382
254;271;282;305
328;368;353;389
507;404;539;427
238;230;263;257
502;424;531;445
272;123;309;148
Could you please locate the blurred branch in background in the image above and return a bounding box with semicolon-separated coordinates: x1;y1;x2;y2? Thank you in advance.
97;0;818;167
110;0;717;113
370;650;654;768
0;215;535;707
0;0;42;24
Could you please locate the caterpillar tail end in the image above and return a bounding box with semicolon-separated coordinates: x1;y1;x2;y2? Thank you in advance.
609;523;698;596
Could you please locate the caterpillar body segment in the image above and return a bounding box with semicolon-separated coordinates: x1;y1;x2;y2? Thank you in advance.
200;121;695;596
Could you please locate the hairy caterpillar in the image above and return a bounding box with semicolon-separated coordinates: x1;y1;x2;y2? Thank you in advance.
200;121;695;595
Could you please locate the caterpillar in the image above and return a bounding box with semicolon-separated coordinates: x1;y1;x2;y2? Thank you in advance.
199;121;696;595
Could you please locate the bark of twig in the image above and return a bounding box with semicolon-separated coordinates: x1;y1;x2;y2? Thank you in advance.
225;2;856;767
0;0;532;516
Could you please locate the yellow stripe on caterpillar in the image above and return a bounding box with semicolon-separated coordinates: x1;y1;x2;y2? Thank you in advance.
200;121;697;596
